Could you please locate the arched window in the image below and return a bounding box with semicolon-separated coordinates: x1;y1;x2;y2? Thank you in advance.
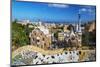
42;38;45;41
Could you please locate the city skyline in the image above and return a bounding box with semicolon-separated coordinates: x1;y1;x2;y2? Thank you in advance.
12;0;96;23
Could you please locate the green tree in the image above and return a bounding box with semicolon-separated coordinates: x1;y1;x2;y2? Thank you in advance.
12;21;33;50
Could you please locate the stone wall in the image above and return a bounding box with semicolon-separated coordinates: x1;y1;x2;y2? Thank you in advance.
12;45;96;65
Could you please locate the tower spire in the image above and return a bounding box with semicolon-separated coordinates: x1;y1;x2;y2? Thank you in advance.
78;13;81;33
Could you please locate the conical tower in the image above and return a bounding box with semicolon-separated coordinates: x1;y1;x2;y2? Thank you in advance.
77;13;82;47
78;13;82;33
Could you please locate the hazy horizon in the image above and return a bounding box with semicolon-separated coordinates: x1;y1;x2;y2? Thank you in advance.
12;0;96;24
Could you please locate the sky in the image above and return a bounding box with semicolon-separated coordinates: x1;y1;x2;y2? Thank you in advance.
12;0;96;23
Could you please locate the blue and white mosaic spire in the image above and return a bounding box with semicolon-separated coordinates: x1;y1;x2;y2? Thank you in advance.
76;13;82;33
